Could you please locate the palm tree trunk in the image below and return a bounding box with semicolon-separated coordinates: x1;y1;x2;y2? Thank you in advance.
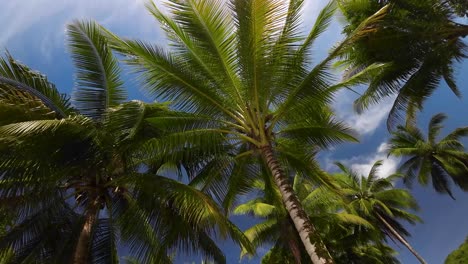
376;213;427;264
73;201;99;264
260;145;334;264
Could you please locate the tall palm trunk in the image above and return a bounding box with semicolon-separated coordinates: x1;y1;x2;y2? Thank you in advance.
73;200;99;264
376;213;427;264
260;145;334;264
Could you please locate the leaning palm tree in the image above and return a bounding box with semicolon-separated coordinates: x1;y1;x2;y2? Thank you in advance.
389;113;468;198
103;1;390;262
335;160;426;264
234;173;397;263
0;21;250;263
337;0;468;128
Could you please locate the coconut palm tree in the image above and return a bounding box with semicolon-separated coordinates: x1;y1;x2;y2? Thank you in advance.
335;160;426;264
103;1;390;262
389;113;468;198
232;173;402;263
337;0;468;128
0;21;250;263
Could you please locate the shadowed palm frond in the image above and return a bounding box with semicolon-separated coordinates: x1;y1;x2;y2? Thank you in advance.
67;20;126;120
0;53;72;118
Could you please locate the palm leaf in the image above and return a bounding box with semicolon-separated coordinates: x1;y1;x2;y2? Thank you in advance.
0;53;72;118
67;20;126;120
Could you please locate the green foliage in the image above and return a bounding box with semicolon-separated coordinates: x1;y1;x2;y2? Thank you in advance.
0;20;250;263
234;172;401;263
0;53;72;119
389;113;468;197
338;0;468;128
0;0;445;263
335;161;426;263
445;236;468;264
261;244;298;264
102;1;392;260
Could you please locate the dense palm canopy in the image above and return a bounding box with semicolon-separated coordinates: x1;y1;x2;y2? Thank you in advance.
102;0;391;262
0;0;461;263
334;161;426;263
0;21;250;263
337;0;468;128
234;174;400;264
389;113;468;198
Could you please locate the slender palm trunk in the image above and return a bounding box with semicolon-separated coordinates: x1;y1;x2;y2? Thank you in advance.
73;201;99;264
260;145;334;264
376;213;427;264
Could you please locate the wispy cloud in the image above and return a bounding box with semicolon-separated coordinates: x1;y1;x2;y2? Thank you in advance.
333;142;400;178
0;0;162;58
333;89;394;136
0;0;338;60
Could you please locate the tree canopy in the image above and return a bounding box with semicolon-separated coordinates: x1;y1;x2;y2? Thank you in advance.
445;236;468;264
0;0;467;263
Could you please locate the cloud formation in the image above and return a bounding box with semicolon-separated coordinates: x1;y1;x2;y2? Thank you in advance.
335;142;400;179
0;0;334;66
333;89;394;136
0;0;162;57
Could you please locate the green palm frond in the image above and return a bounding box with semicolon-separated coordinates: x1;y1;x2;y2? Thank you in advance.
113;173;253;258
338;0;467;128
428;113;447;143
151;0;242;104
332;160;423;260
279;112;358;148
441;127;468;143
0;115;93;138
366;160;383;190
300;1;337;56
389;113;468;195
90;218;118;264
334;213;373;228
233;200;277;217
67;20;126;120
0;53;72;118
0;195;79;263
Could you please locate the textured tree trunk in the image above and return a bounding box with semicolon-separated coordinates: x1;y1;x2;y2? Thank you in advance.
261;145;334;264
73;201;98;264
376;213;427;264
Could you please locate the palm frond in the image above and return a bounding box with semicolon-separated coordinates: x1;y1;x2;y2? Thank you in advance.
67;20;126;120
427;113;447;144
0;53;72;118
299;1;337;56
150;0;243;106
233;200;276;217
90;218;118;264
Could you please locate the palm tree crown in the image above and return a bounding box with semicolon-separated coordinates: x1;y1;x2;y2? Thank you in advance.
234;174;400;263
104;1;389;262
337;0;468;128
334;160;426;264
0;21;249;263
389;113;468;198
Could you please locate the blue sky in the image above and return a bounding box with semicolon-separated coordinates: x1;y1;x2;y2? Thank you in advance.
1;0;468;263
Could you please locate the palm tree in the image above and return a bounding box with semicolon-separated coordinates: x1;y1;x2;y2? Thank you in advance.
337;0;468;128
0;21;250;263
103;1;390;262
335;160;426;264
233;173;401;263
388;113;468;198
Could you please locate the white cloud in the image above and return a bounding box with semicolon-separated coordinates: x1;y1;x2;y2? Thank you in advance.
338;142;400;178
0;0;337;61
0;0;163;57
333;89;395;136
